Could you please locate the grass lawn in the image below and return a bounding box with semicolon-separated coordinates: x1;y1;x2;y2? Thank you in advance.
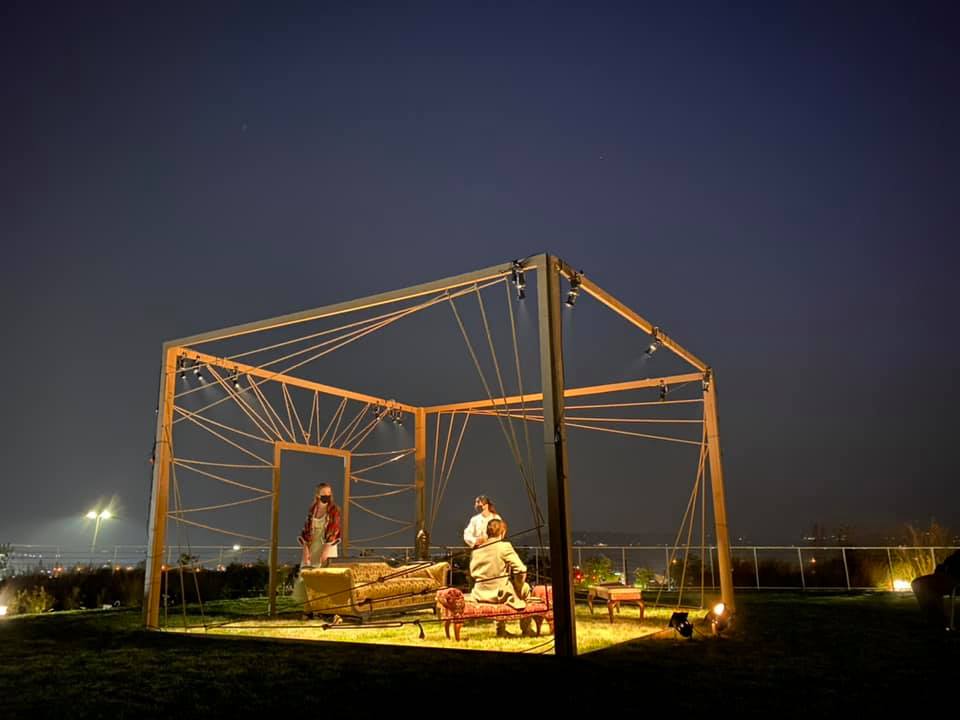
1;593;955;717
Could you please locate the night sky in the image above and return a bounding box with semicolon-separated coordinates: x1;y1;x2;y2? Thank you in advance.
2;2;958;550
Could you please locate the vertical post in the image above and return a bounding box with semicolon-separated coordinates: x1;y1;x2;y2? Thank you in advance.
536;253;577;657
841;547;850;591
112;546;118;572
144;346;178;629
798;548;806;590
753;547;760;589
269;444;281;616
621;547;627;586
930;547;938;573
342;454;351;556
710;545;715;588
886;548;894;591
702;372;735;610
414;407;427;558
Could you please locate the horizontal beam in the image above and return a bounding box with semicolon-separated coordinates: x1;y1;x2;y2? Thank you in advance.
424;373;703;414
275;441;350;459
555;260;708;372
179;348;419;413
167;258;537;348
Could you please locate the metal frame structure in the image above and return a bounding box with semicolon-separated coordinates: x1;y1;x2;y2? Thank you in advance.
144;253;734;656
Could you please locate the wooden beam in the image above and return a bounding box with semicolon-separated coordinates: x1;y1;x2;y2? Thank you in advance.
144;347;177;629
703;371;735;610
166;259;538;348
414;407;427;552
423;373;703;414
180;348;419;414
537;253;577;657
556;261;707;372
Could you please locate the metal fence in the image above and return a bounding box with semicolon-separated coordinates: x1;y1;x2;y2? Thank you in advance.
2;543;956;591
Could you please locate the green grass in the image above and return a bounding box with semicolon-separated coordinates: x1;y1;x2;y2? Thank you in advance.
1;593;955;717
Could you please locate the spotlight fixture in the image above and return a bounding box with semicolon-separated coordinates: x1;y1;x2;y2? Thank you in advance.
669;611;694;639
706;602;730;636
659;381;668;402
565;272;582;307
511;260;526;300
392;408;403;425
645;327;662;356
179;358;188;381
232;371;242;391
702;371;711;393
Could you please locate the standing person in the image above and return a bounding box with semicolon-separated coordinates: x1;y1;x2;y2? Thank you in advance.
298;483;341;567
463;495;501;548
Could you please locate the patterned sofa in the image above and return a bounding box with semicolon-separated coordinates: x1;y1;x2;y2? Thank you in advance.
436;585;555;641
300;560;449;620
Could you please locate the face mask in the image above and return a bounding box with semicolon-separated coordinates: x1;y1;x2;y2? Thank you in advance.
320;496;331;505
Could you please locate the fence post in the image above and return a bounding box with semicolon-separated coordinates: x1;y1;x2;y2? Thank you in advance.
621;547;627;586
841;547;850;591
886;548;894;591
753;547;760;589
797;547;806;591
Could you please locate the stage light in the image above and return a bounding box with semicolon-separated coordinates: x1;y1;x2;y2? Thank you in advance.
669;611;693;638
565;272;581;307
232;544;241;552
179;358;188;381
86;511;98;520
232;372;242;390
702;372;711;392
706;602;730;636
645;327;661;356
511;260;526;300
0;606;7;617
99;510;111;520
659;381;668;401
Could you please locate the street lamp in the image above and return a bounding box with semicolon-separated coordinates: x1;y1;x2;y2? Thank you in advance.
86;509;112;567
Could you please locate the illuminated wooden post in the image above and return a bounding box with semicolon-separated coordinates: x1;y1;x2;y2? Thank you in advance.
269;444;282;616
144;345;178;629
536;253;577;657
341;452;351;556
414;407;427;558
703;370;735;610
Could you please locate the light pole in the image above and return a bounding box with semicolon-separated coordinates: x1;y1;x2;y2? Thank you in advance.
86;509;112;568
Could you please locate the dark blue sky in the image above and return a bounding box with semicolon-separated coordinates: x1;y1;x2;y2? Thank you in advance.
2;1;957;548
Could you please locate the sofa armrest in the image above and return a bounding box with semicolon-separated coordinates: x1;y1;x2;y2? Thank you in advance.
424;561;450;586
300;567;355;614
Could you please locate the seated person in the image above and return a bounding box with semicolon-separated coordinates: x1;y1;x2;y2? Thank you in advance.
469;518;534;637
911;549;960;632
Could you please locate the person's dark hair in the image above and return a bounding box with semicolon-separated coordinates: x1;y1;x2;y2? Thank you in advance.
476;495;497;513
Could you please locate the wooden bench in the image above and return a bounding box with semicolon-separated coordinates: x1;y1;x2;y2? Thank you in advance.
436;585;554;641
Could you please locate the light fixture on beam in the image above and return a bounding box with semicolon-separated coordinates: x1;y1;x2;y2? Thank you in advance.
511;260;526;300
179;358;188;381
702;370;711;393
232;371;242;391
565;271;582;307
645;327;662;356
659;380;668;402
